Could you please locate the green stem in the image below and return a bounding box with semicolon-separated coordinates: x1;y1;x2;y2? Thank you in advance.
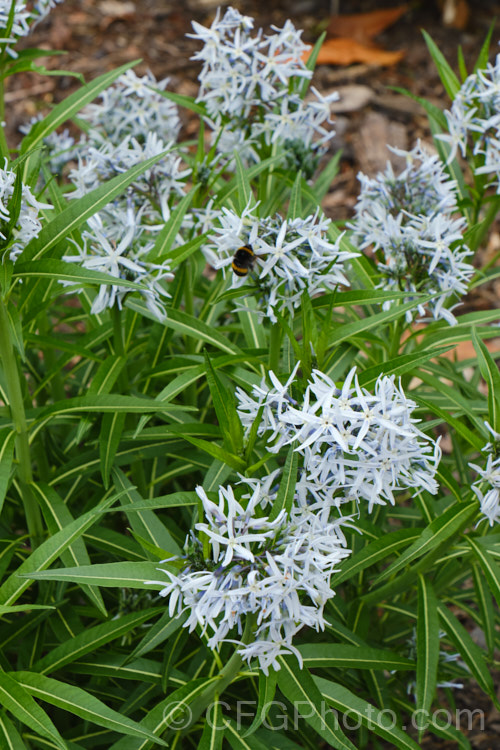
0;298;43;546
181;616;254;731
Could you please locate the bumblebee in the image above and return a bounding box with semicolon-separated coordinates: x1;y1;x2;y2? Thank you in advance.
231;244;255;277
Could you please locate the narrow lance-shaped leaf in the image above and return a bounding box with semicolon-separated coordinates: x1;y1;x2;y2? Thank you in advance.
20;61;140;156
276;656;357;750
472;327;500;434
0;428;15;516
0;490;120;605
204;350;243;454
32;482;106;615
18;148;172;263
0;672;66;750
14;671;168;745
314;676;421;750
416;575;439;739
437;601;495;699
100;411;126;489
269;445;298;521
199;698;224;750
233;150;253;214
242;670;277;738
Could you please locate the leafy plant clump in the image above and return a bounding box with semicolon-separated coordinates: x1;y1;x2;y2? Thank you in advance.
1;3;500;749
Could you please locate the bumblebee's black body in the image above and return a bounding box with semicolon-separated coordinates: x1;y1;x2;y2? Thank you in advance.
232;245;255;277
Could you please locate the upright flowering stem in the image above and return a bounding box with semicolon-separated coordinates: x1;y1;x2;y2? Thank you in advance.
181;615;253;731
0;298;43;547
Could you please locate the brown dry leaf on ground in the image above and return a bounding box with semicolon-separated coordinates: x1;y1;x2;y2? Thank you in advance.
313;5;408;67
314;38;405;66
326;5;409;43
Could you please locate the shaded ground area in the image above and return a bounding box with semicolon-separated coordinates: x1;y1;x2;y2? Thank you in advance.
7;1;500;748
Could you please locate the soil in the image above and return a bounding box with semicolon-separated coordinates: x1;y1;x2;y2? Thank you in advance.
6;0;500;748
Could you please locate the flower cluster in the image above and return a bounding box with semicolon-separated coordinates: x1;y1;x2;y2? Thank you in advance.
63;205;174;318
60;70;189;320
0;161;52;261
438;54;500;190
189;6;338;175
1;0;62;56
470;423;500;526
236;365;441;511
204;202;357;322
79;69;181;147
149;479;352;674
349;142;474;324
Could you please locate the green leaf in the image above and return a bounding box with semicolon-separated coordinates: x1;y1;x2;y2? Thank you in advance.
181;435;247;472
299;643;414;671
0;491;119;606
32;609;160;674
472;327;500;434
422;30;461;99
5;302;25;360
33;482;106;615
199;698;224;750
0;710;26;750
310;151;341;205
414;395;484;452
237;297;267;349
129;610;188;661
225;720;268;750
302;32;326;86
13;672;167;745
204;350;243;454
18;149;171;263
35;394;190;428
372;501;479;585
315;677;421;750
332;528;421;586
100;411;126;489
437;602;495;698
276;656;356;750
269;445;298;521
416;576;439;735
330;295;433;347
475;23;494;71
20;61;139;156
148;185;199;262
242;671;277;737
158;306;242;355
233;150;254;214
0;672;66;750
23;560;165;588
0;428;15;516
286;170;302;220
113;468;182;557
156;88;207;115
467;536;500;609
358;345;455;388
13;258;145;289
472;562;496;658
